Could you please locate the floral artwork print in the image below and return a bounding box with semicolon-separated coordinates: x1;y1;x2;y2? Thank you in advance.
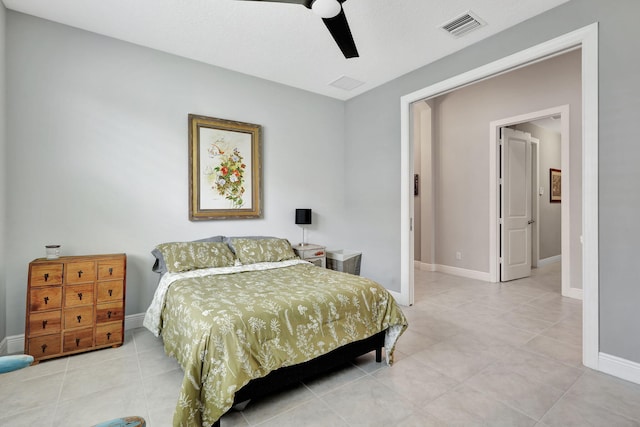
189;114;261;219
205;139;247;208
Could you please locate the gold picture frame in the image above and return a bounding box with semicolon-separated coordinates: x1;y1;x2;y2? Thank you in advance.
550;168;561;203
189;114;262;220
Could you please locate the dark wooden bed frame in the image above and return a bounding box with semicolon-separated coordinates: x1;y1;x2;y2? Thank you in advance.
211;330;386;427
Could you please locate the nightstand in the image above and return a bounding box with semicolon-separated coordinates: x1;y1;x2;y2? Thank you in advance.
292;243;326;268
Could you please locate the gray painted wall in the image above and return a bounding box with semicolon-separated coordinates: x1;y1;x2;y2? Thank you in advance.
514;122;562;261
345;0;640;363
4;12;350;336
0;4;6;345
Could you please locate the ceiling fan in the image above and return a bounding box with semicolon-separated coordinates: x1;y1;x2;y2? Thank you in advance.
239;0;359;58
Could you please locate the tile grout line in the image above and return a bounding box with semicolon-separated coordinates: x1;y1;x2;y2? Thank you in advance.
132;331;153;425
458;364;556;424
534;368;587;424
50;356;70;427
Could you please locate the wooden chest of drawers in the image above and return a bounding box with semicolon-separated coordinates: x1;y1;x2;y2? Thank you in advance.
24;253;126;363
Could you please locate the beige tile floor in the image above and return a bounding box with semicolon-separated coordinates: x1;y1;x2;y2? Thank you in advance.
3;262;640;426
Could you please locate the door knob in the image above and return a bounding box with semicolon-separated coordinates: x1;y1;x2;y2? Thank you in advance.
528;219;535;224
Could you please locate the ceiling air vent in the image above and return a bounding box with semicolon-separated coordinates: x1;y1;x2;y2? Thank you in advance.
440;11;485;37
329;75;365;91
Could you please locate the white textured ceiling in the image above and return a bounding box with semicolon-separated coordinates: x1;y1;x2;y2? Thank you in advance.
2;0;570;100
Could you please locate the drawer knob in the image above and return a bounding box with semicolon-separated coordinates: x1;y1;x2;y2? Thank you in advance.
41;344;47;353
107;311;112;319
77;292;83;301
44;296;49;305
108;289;113;297
77;270;83;278
77;315;82;323
107;332;112;340
75;338;80;347
42;320;48;329
109;267;113;275
44;273;49;282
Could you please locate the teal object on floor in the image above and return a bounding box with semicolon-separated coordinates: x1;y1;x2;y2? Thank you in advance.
0;354;34;373
92;416;146;427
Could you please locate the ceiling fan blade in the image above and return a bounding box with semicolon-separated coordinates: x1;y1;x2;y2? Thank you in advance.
322;8;359;58
237;0;313;8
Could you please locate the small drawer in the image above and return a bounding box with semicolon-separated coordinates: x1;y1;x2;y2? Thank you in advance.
30;287;62;312
64;306;94;329
96;302;124;324
296;248;325;259
28;311;62;337
97;280;124;303
96;323;123;346
28;334;61;359
30;264;63;287
65;261;96;284
64;284;95;308
98;259;125;280
63;328;94;352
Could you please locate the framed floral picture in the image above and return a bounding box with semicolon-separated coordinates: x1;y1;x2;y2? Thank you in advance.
550;168;561;203
189;114;262;220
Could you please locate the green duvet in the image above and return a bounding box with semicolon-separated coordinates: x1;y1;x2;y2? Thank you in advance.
158;262;407;426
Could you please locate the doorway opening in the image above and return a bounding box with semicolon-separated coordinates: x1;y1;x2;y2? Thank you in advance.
491;106;579;299
398;23;598;369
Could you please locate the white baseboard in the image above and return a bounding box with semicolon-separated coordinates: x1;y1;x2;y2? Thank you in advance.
564;287;583;300
2;313;147;355
4;334;24;355
538;255;562;267
125;312;145;330
599;352;640;385
413;260;492;282
435;264;492;282
414;261;436;271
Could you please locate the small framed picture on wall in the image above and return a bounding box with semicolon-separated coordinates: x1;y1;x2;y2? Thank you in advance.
550;168;561;203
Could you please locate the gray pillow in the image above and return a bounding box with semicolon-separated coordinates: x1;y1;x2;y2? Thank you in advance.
152;235;225;274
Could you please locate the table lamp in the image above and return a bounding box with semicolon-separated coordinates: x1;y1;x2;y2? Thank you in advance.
295;208;312;246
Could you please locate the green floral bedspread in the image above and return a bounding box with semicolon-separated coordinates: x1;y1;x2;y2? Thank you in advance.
155;262;407;426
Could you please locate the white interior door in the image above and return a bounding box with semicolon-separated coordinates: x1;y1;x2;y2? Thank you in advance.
531;137;540;268
500;127;532;281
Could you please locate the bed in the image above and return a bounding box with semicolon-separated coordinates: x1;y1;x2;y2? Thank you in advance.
143;237;407;427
